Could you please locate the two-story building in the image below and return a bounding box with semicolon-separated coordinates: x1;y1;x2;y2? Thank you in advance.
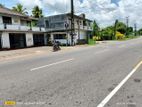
39;13;93;45
0;6;46;49
0;6;93;49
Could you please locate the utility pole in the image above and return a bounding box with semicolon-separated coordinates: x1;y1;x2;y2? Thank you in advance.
134;23;137;36
114;19;118;39
126;16;129;36
70;0;74;46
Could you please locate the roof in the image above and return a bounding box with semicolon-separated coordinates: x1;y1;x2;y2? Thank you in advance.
0;6;28;18
66;13;93;22
45;13;93;22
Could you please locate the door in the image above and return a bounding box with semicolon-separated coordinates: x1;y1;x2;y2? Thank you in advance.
9;33;26;49
33;34;44;46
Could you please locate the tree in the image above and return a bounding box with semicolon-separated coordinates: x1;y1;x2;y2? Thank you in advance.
92;20;100;37
12;4;28;15
0;4;4;7
138;28;142;35
116;21;127;34
101;26;114;40
32;6;43;18
114;19;118;39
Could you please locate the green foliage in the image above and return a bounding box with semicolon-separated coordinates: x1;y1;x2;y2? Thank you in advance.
138;28;142;35
0;4;4;7
92;20;100;37
115;32;125;40
12;4;28;15
128;27;133;33
32;6;43;18
114;19;118;39
88;39;96;45
93;36;101;41
116;22;126;34
92;20;135;41
101;26;114;40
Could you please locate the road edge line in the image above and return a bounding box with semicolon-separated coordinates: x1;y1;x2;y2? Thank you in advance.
97;61;142;107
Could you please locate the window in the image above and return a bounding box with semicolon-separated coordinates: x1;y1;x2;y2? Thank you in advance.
83;20;87;26
54;34;66;39
2;16;12;24
45;20;49;28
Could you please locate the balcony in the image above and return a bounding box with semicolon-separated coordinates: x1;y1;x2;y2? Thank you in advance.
46;27;66;32
83;26;92;31
0;24;45;32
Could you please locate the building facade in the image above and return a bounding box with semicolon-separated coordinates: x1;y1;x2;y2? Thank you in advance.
0;6;46;49
0;6;93;49
39;13;93;45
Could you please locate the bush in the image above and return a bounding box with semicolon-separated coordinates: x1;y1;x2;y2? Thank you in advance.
115;32;125;40
88;39;96;45
93;36;101;41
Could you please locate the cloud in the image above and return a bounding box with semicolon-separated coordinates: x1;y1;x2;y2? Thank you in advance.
18;0;42;8
17;0;142;29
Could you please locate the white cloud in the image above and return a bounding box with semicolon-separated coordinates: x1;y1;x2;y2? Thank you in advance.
18;0;142;29
18;0;42;8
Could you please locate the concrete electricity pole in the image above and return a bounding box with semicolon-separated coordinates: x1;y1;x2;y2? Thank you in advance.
134;23;137;36
71;0;74;46
126;16;129;36
114;19;118;39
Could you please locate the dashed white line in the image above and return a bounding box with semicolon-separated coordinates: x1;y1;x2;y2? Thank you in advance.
97;61;142;107
30;58;74;71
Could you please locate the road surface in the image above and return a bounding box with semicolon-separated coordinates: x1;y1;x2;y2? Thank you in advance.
0;37;142;107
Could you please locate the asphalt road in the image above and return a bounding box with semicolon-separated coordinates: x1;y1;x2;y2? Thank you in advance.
0;37;142;107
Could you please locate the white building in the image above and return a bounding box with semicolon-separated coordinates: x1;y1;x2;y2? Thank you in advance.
0;6;93;49
0;6;46;49
39;13;93;45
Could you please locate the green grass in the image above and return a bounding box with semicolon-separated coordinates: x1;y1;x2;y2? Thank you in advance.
88;39;96;45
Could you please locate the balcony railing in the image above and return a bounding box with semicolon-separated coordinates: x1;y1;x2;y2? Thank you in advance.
74;24;92;31
46;27;66;31
0;24;45;32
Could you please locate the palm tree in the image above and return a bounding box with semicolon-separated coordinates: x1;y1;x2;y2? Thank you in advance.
113;19;118;39
0;4;4;7
12;4;28;15
32;6;43;18
92;20;99;37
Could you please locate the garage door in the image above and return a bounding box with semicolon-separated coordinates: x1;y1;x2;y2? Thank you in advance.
33;34;44;46
9;33;26;49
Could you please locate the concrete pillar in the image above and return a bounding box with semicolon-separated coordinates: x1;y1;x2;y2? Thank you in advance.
68;33;71;45
26;33;34;47
51;33;54;41
2;32;10;49
44;33;48;46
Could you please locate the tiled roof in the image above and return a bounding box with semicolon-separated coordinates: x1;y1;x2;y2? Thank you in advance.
0;6;28;17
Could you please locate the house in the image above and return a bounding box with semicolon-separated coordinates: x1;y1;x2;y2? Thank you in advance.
0;6;93;49
38;13;93;45
0;6;46;49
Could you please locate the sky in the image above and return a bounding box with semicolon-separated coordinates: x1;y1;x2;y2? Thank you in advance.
0;0;142;29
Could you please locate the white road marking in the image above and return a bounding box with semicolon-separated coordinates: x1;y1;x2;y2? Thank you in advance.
30;58;74;71
97;61;142;107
